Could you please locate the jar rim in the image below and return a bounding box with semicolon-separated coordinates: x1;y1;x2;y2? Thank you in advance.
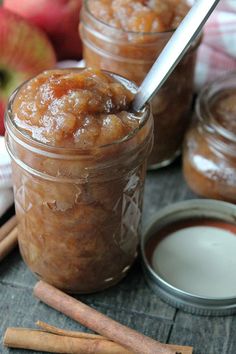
196;70;236;144
84;0;177;36
5;68;151;156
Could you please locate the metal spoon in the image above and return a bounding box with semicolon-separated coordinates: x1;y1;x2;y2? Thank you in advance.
132;0;221;111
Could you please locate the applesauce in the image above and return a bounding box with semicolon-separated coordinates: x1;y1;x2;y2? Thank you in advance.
183;73;236;202
5;68;153;293
80;0;200;168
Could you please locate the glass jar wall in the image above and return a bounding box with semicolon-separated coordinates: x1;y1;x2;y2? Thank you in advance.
183;72;236;203
5;69;153;293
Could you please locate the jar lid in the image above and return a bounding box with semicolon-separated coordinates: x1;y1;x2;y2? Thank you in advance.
141;199;236;316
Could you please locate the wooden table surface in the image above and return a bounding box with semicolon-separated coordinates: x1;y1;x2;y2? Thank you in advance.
1;160;235;354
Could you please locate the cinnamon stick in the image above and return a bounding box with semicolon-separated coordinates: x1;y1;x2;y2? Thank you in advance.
4;328;132;354
34;281;176;354
0;215;17;242
35;321;192;354
36;320;106;340
0;226;18;262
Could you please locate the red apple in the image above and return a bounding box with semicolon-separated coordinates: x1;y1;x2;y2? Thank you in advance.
0;8;56;135
3;0;83;60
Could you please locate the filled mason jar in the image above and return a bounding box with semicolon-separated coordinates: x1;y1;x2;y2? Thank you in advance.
5;68;153;293
183;72;236;203
80;0;200;169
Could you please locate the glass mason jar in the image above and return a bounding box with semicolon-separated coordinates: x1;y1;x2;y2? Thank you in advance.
5;70;153;294
79;0;200;169
183;72;236;203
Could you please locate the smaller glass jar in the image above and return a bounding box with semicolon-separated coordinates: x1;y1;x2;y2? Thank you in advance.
183;72;236;203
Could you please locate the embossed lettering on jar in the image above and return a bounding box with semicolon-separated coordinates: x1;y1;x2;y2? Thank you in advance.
80;0;200;169
5;68;153;293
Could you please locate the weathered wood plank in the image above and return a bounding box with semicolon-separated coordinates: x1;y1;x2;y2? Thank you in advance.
169;311;236;354
0;284;173;354
143;162;196;227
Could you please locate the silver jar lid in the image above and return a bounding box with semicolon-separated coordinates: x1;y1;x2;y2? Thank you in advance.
141;199;236;316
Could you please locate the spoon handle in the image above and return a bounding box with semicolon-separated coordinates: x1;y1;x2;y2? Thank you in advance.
132;0;221;111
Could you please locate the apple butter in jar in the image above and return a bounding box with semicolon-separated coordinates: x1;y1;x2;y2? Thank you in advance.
183;72;236;203
80;0;200;169
5;68;153;293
